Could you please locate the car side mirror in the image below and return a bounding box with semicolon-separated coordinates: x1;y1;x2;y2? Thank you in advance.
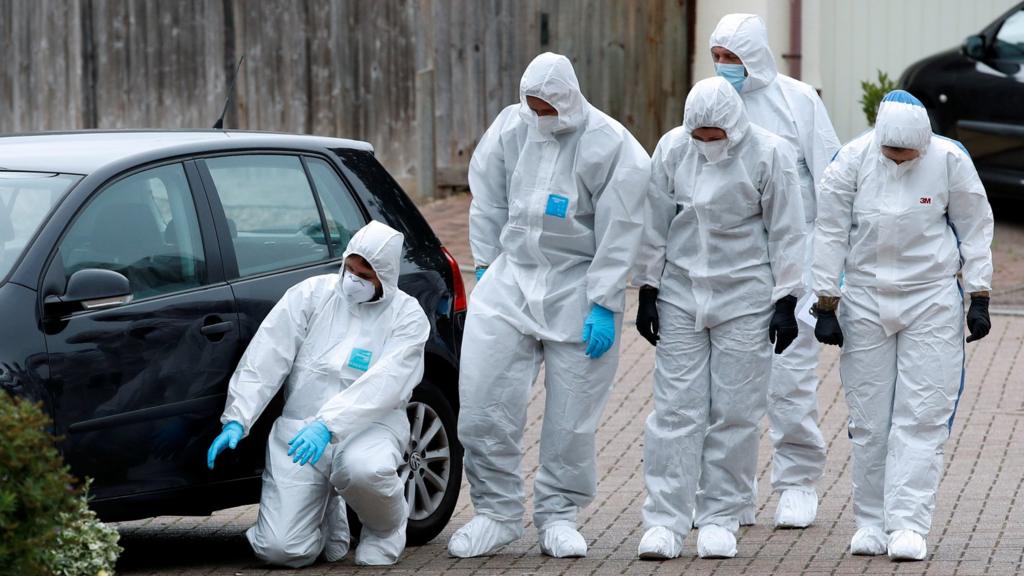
963;34;987;60
44;269;132;313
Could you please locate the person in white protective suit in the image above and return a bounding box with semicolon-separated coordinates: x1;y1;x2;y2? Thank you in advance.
812;89;993;561
205;221;430;568
632;76;806;560
447;52;651;559
708;13;841;529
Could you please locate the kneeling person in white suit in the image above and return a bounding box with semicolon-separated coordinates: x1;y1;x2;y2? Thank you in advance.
206;221;430;568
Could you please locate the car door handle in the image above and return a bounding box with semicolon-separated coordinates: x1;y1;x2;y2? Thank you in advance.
200;321;233;337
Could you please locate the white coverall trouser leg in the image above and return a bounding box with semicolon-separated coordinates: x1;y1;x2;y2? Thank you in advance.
768;231;827;492
642;298;772;535
740;232;827;525
840;281;964;535
458;304;620;530
246;418;409;567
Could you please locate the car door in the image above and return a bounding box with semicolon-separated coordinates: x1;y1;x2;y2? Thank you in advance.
43;161;241;500
955;6;1024;191
195;153;367;475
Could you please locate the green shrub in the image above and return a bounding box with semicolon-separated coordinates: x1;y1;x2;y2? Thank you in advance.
859;70;899;126
44;480;122;576
0;392;80;574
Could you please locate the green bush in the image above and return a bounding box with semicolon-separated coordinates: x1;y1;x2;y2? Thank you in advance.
859;70;899;126
0;392;80;574
44;480;122;576
0;392;122;575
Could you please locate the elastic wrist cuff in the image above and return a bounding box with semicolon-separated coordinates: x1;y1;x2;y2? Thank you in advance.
816;296;840;312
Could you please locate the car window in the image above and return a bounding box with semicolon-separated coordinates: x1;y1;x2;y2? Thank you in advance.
205;155;329;277
994;10;1024;61
305;157;366;254
59;163;206;300
0;172;79;282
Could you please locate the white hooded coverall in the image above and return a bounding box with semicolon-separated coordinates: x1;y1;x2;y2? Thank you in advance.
635;76;805;535
710;13;841;508
813;90;993;535
219;221;430;567
459;52;651;531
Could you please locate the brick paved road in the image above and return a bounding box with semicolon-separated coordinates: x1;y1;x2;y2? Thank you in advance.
115;195;1024;575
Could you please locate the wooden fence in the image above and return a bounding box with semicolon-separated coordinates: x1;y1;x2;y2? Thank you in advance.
1;0;692;198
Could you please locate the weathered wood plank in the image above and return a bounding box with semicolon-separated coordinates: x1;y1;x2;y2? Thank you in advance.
2;0;693;191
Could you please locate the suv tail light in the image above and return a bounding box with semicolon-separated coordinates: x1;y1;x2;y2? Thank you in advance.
441;247;467;313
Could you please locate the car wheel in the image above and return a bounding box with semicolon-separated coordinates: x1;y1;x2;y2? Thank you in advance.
345;378;463;546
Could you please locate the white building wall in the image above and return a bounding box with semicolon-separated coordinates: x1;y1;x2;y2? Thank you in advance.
696;0;1020;142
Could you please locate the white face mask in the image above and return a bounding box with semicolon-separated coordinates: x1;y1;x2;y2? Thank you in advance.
693;138;729;164
341;271;377;304
536;115;559;136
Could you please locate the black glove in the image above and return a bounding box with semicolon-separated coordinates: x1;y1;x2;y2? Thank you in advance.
813;305;844;347
769;295;799;354
635;286;660;346
966;295;990;343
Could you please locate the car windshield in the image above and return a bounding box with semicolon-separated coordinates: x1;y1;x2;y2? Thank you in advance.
0;172;80;282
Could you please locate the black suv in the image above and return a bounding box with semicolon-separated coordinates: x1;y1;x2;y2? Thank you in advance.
0;131;466;545
900;1;1024;200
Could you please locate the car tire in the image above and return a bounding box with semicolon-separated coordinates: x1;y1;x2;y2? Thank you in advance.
345;378;463;547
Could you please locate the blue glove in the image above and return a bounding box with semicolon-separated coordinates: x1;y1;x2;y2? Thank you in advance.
288;420;333;466
582;304;616;359
206;421;244;470
475;266;487;281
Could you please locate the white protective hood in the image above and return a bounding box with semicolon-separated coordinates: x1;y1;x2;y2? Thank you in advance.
683;75;751;148
709;14;778;93
874;90;933;153
340;219;404;303
517;52;590;134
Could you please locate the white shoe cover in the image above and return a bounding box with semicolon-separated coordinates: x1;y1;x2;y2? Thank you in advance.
637;526;683;560
447;515;523;558
354;519;406;566
539;522;587;558
887;529;927;561
849;526;887;556
774;489;818;528
696;524;737;559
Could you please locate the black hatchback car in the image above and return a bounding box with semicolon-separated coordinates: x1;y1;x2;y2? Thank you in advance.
0;131;466;545
900;1;1024;200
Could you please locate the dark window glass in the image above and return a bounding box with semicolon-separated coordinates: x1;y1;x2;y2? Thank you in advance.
60;163;205;299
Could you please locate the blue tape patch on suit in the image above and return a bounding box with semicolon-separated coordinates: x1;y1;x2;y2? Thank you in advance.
545;194;569;218
348;348;373;372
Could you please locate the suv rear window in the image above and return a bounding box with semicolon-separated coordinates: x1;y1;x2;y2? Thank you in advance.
0;172;79;282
